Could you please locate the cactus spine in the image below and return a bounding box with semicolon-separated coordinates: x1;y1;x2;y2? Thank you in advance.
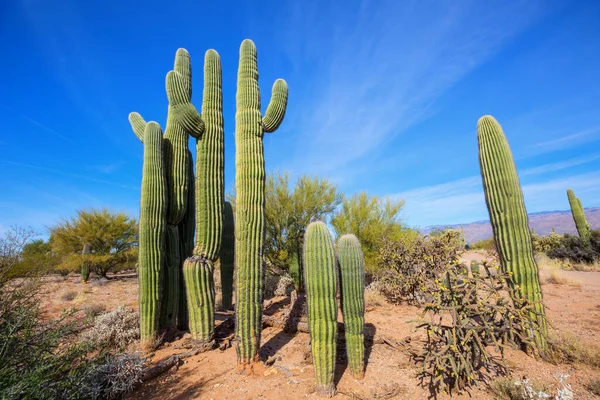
567;189;590;240
477;115;547;351
81;243;91;283
234;39;288;365
304;221;338;397
136;122;167;347
220;201;234;310
337;234;365;379
167;49;224;345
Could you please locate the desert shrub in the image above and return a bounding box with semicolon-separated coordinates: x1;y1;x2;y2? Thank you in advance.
411;264;538;396
90;277;109;287
83;303;107;317
531;231;563;254
586;378;600;396
82;306;139;349
69;352;144;400
377;230;463;304
546;230;600;264
491;377;549;400
471;237;495;250
61;290;78;301
546;331;600;368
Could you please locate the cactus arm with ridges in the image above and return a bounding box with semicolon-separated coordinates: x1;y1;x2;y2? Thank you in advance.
234;39;288;366
567;189;590;239
220;201;235;310
477;115;547;351
304;221;338;397
128;112;147;143
337;234;365;379
137;121;167;347
262;79;288;133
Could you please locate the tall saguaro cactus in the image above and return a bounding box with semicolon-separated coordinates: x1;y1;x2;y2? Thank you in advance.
167;49;224;346
337;234;365;379
220;201;235;310
567;189;590;240
136;122;167;347
234;39;288;366
304;221;338;397
130;49;195;333
477;115;547;351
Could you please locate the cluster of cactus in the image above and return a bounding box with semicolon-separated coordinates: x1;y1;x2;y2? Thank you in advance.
303;222;366;397
567;189;590;240
234;39;288;366
476;115;548;351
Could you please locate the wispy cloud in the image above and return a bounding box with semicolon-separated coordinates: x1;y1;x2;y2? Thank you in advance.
0;159;138;190
88;161;126;174
528;127;600;156
281;1;552;180
24;115;73;143
395;154;600;226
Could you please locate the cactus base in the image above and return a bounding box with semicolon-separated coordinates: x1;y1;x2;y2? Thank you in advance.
316;384;337;398
183;256;215;342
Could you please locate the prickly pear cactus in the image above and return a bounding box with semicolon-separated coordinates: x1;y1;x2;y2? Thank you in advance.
304;221;338;397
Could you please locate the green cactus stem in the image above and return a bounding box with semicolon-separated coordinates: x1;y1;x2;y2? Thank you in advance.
477;115;547;352
337;234;365;379
177;150;195;331
220;201;234;310
167;49;224;345
135;121;167;348
567;189;590;240
81;243;91;283
304;221;338;397
234;39;289;366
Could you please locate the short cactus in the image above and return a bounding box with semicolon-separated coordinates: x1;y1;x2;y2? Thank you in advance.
167;49;224;345
304;221;338;397
337;234;365;379
477;115;547;351
81;243;92;283
220;201;234;310
135;121;167;346
234;39;288;366
567;189;590;240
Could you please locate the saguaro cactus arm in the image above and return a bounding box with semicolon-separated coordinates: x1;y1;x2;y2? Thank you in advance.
128;112;147;143
166;71;205;138
262;79;288;132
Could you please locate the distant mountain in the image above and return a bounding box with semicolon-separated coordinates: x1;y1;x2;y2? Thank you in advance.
423;207;600;243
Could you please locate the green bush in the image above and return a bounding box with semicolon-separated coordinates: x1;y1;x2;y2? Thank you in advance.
546;230;600;264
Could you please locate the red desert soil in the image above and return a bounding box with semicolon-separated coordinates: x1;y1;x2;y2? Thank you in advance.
39;261;600;400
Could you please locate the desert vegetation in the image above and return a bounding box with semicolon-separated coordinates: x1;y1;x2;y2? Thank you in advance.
2;37;599;400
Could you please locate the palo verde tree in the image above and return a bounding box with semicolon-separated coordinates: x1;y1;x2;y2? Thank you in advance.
49;209;138;278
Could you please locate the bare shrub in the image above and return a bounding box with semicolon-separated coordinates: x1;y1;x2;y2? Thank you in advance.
73;352;145;400
492;377;550;400
364;282;386;307
61;290;78;301
90;277;109;287
82;306;139;349
547;332;600;368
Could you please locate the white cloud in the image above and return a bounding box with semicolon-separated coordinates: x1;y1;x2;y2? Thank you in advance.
528;127;600;156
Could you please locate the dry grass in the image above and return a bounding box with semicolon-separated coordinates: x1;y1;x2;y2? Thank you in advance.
536;252;600;272
364;284;387;308
491;376;549;400
82;302;106;317
547;331;600;368
586;378;600;396
543;270;582;287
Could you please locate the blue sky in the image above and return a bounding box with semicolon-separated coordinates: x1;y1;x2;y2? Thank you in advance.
1;0;599;235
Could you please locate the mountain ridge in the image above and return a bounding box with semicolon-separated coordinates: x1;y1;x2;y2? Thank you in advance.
423;207;600;243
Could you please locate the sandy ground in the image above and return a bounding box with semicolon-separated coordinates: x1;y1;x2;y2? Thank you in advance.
38;254;600;400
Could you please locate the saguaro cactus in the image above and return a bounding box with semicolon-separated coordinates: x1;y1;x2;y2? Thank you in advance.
81;243;92;283
477;115;547;351
136;122;167;347
167;49;224;345
337;234;365;379
234;39;288;366
567;189;590;240
304;221;338;397
220;201;234;310
177;151;195;331
130;49;195;333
